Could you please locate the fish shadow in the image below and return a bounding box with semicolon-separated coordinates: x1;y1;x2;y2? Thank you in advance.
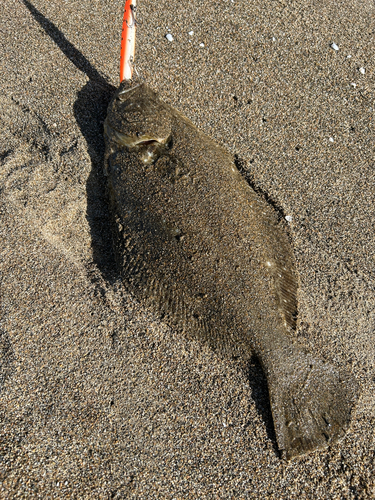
74;79;118;282
22;0;118;283
23;0;280;454
246;356;279;456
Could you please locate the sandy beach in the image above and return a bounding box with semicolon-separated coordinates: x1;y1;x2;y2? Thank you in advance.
1;0;374;497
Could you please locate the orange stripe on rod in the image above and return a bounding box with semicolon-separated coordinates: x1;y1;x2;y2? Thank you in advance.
120;0;137;81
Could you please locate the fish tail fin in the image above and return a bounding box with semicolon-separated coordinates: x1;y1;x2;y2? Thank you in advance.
267;351;358;460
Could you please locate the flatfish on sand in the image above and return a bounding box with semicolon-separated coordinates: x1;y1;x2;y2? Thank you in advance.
103;80;357;459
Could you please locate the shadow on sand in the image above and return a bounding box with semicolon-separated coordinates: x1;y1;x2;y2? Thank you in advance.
22;0;117;282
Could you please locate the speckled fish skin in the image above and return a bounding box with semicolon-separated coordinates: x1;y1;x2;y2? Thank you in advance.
103;80;357;460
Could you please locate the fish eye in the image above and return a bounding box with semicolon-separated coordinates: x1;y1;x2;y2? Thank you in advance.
136;131;141;137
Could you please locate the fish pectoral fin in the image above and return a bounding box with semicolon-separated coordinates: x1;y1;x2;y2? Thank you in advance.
268;354;358;460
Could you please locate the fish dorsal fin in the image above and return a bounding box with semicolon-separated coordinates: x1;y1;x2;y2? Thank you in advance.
273;256;298;331
259;213;298;332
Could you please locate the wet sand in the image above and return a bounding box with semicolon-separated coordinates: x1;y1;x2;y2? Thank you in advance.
1;0;374;497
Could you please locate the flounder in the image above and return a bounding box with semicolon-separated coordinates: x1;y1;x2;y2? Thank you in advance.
103;80;357;459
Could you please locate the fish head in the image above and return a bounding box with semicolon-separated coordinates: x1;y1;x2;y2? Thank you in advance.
104;81;172;164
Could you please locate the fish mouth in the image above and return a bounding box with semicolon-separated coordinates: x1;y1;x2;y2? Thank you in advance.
116;83;142;99
104;120;168;148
